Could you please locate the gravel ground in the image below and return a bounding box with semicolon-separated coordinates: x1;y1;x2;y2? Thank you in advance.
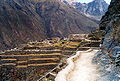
55;50;99;81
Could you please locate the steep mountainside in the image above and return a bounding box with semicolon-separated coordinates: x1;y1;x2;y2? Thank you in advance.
62;0;109;20
60;0;78;5
0;0;46;49
0;0;98;49
93;0;120;80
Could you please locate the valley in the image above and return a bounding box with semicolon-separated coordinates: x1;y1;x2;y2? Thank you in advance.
0;0;98;49
0;34;101;81
0;0;120;81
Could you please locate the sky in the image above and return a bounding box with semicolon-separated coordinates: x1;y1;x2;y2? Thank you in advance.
77;0;111;4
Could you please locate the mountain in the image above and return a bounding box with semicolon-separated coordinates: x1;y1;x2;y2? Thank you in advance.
0;0;98;49
0;0;47;49
60;0;78;5
62;0;109;20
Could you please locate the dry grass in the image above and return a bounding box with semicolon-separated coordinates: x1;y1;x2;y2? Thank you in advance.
16;65;28;68
0;53;61;57
2;63;16;66
28;63;58;66
16;61;27;63
29;58;59;61
53;43;60;47
0;55;29;57
38;45;51;47
1;59;17;61
29;53;61;56
65;45;76;48
69;42;80;45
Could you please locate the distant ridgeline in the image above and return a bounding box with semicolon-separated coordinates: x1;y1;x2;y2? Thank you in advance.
93;0;120;80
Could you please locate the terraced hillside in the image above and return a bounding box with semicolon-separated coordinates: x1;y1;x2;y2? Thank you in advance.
0;50;62;80
0;35;101;80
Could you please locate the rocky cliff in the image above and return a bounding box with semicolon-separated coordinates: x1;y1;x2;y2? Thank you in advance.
93;0;120;80
0;0;98;49
62;0;109;20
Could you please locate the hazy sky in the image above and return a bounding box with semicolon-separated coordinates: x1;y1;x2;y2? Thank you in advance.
77;0;111;4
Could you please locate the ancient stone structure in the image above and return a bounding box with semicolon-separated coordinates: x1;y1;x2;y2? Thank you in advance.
68;34;88;41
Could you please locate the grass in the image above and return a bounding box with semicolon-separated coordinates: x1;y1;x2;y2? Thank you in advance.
65;45;76;48
38;45;51;47
0;55;29;57
1;59;17;61
2;63;16;66
29;53;61;56
0;53;61;57
16;61;28;63
64;42;81;48
53;43;62;47
68;42;80;46
16;65;28;68
28;63;58;66
31;57;59;60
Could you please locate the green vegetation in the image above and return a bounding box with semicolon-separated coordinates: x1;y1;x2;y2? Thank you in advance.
88;29;105;40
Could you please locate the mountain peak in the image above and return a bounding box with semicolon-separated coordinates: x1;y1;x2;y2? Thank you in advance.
93;0;106;3
94;0;104;1
63;0;109;20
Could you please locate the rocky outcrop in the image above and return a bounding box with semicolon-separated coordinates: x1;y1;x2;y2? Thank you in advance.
93;0;120;80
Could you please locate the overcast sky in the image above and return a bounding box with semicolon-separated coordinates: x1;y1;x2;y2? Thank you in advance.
77;0;111;4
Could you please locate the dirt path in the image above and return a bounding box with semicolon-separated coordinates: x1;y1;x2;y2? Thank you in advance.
67;50;99;81
55;49;100;81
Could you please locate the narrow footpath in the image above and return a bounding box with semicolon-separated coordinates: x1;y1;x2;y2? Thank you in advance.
55;49;100;81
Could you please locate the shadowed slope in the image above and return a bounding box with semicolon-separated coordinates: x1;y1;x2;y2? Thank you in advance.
0;0;98;49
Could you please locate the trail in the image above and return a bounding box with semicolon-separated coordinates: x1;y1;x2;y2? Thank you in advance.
55;49;100;81
67;50;99;81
